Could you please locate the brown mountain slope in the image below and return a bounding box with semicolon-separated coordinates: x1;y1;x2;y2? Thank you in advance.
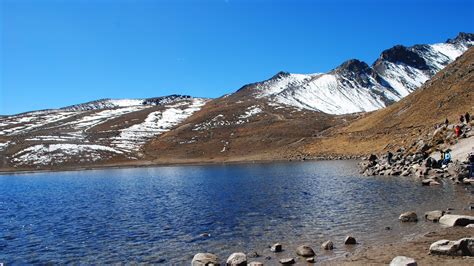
144;90;358;164
302;47;474;156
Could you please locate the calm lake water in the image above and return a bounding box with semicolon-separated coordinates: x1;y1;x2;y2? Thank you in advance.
0;160;471;264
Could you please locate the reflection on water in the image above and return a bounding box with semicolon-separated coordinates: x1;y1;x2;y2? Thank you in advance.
0;160;470;264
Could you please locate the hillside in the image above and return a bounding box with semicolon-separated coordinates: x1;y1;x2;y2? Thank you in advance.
1;33;472;171
302;47;474;156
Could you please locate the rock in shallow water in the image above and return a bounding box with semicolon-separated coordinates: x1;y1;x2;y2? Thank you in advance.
248;262;263;266
226;252;247;266
344;236;357;245
399;211;418;222
192;253;219;266
389;256;417;266
321;240;334;250
296;245;315;257
271;243;282;252
424;210;445;222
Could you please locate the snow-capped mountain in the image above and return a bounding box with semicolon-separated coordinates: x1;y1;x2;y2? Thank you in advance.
61;94;193;111
240;32;473;114
0;96;208;168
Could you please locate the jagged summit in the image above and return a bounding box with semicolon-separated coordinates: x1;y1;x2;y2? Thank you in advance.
334;59;372;75
376;45;429;70
242;32;472;114
447;32;474;45
271;71;291;80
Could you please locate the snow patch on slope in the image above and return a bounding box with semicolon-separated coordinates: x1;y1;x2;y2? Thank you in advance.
12;144;124;166
112;98;206;152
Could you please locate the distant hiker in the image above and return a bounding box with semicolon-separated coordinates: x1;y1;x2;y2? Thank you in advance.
460;115;465;124
444;118;449;126
438;150;446;166
455;125;461;137
387;151;393;165
442;150;452;166
465;112;471;124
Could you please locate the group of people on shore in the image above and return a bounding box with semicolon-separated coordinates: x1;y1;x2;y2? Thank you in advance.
442;112;471;138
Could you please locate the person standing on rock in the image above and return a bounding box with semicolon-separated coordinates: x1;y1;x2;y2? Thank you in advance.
387;151;393;165
465;112;470;125
443;150;452;167
460;115;465;124
444;118;449;127
455;125;461;138
469;153;474;178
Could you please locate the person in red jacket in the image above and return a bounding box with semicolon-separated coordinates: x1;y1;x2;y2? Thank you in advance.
455;125;461;137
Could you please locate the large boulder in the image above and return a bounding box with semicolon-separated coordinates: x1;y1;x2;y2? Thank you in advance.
192;253;219;266
226;252;247;266
439;214;474;227
399;212;418;222
296;245;315;257
389;256;417;266
429;238;474;256
424;210;445;222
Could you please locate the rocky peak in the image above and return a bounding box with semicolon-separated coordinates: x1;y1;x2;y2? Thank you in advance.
377;45;429;70
142;95;192;105
334;59;372;75
270;71;291;80
446;32;474;45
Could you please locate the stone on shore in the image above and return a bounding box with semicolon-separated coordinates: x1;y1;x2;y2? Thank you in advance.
271;243;283;252
429;238;474;256
463;178;474;185
226;252;247;266
389;256;417;266
424;210;445;222
344;236;357;245
248;262;263;266
296;245;315;257
399;212;418;222
279;257;295;264
439;214;474;227
321;240;334;250
192;253;219;266
306;257;315;263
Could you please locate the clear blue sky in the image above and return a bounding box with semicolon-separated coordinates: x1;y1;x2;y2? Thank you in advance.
1;0;473;115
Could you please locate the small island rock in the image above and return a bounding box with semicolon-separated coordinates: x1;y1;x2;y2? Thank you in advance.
321;240;334;250
399;211;418;222
296;245;315;257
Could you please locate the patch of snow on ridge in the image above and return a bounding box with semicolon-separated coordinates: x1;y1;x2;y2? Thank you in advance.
377;62;430;97
255;73;315;97
273;74;386;114
112;98;206;152
12;144;124;166
0;111;78;136
65;106;147;130
430;43;467;61
0;141;10;151
108;99;144;107
239;106;262;119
